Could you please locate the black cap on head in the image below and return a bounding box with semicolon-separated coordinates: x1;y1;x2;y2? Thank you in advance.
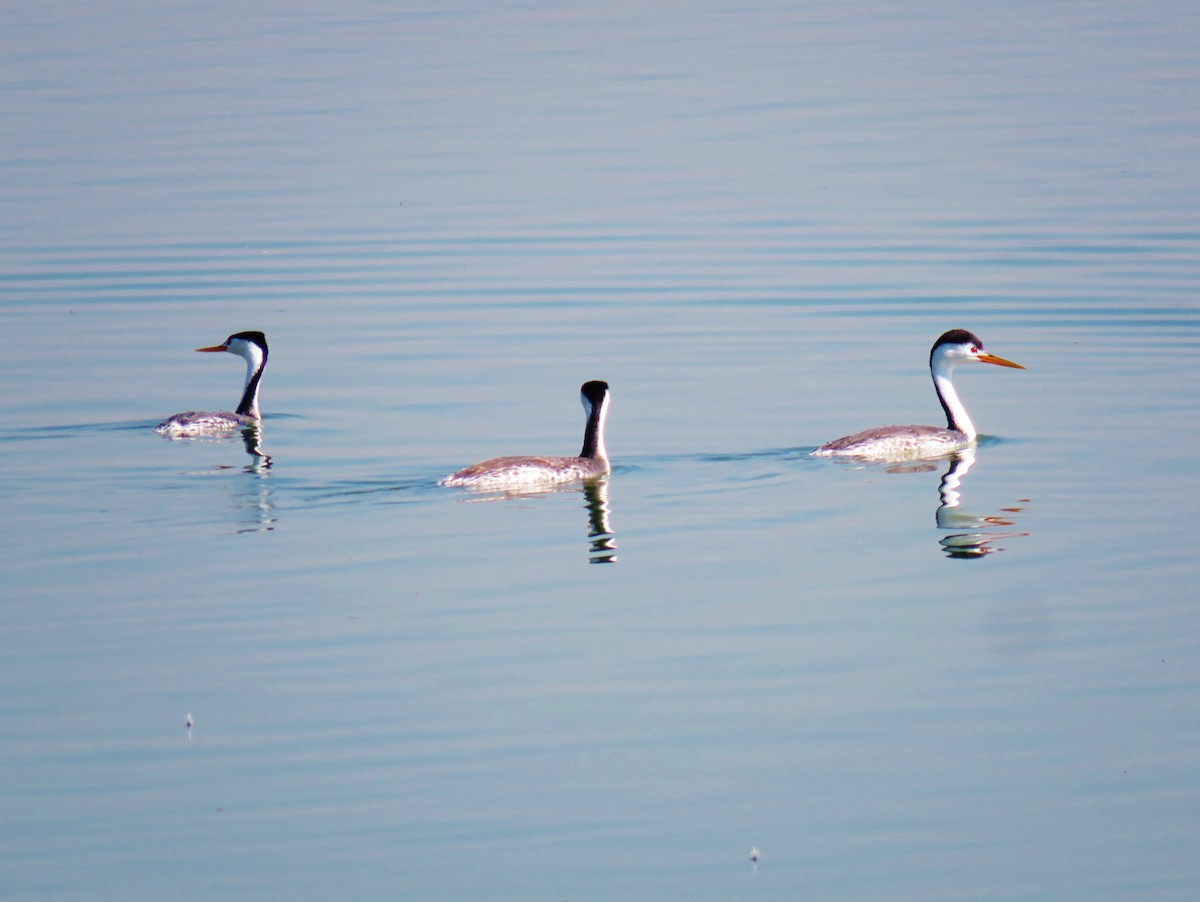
581;380;609;403
228;330;268;350
935;328;983;349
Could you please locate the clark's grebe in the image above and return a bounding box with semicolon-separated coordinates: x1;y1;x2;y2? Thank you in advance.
155;331;268;436
813;329;1023;460
441;381;611;489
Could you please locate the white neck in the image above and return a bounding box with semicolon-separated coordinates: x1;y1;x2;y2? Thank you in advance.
242;356;260;418
580;393;609;462
933;370;973;439
592;397;609;462
234;343;266;419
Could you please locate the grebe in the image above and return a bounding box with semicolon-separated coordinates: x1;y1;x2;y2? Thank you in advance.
155;331;268;436
441;380;611;489
813;329;1023;460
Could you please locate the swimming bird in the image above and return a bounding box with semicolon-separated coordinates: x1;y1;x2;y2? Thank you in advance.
155;331;268;436
441;381;611;489
813;329;1023;460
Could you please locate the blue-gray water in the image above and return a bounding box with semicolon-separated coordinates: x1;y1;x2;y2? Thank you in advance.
3;2;1199;899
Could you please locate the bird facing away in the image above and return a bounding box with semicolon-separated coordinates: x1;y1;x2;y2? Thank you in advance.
440;381;611;489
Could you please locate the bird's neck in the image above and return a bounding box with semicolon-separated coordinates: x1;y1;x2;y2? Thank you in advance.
579;398;609;462
235;351;265;418
934;371;975;439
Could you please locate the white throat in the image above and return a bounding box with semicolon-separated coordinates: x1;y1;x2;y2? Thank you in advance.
933;369;974;440
233;342;265;419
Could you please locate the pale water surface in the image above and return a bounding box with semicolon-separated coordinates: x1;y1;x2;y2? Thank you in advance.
3;2;1200;899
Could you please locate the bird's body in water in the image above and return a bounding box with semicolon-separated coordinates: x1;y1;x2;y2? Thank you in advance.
441;381;611;489
813;329;1024;461
155;331;268;436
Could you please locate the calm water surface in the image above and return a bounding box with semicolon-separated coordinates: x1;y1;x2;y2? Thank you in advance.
3;2;1200;899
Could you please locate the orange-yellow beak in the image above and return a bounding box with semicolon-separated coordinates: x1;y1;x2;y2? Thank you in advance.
977;352;1024;370
195;343;227;353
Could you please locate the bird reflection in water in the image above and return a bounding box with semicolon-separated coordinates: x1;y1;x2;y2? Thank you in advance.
239;424;272;471
449;476;618;563
934;448;1029;558
198;426;275;532
582;478;617;563
157;420;272;470
230;426;276;533
157;423;276;531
